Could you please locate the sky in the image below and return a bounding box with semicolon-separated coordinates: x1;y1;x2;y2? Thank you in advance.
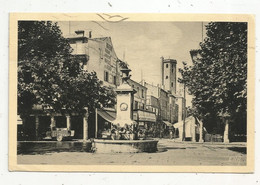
58;19;207;106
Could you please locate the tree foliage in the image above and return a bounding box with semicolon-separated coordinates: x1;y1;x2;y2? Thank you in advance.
179;22;247;132
18;21;116;117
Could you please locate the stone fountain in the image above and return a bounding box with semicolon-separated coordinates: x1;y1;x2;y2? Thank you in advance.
93;67;158;153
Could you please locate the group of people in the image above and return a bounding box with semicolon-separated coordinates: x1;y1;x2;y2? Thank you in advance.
100;123;176;140
101;123;138;140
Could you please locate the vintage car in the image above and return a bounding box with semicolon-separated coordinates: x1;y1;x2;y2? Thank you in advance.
45;128;75;141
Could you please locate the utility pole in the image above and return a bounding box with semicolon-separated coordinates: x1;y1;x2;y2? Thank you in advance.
202;22;203;42
182;83;186;141
69;21;71;35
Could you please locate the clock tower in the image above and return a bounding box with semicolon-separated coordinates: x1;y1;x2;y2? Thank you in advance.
113;67;136;127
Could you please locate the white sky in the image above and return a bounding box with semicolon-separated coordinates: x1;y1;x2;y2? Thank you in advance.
58;21;207;106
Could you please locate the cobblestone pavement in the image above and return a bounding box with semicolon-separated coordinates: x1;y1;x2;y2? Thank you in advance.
17;139;246;166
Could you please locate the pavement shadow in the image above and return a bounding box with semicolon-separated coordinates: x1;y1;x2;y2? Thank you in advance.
156;147;168;153
227;147;247;154
156;145;197;153
17;141;92;155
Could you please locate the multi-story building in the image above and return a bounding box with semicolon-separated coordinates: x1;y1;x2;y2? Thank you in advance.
168;94;178;123
176;97;185;122
67;31;121;88
127;79;156;131
127;79;147;110
144;83;169;120
159;88;169;121
146;95;160;116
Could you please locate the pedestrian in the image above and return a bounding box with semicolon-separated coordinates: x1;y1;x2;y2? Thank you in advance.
169;130;173;139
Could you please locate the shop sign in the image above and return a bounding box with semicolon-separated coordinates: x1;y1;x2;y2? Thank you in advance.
137;110;156;122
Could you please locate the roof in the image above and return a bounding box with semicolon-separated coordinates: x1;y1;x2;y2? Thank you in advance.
64;34;88;39
91;37;109;41
162;59;177;64
127;79;147;89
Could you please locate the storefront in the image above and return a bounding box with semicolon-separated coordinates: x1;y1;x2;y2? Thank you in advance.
96;108;157;138
133;109;157;137
95;108;116;138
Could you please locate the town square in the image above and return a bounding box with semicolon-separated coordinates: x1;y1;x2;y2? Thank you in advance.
14;15;248;168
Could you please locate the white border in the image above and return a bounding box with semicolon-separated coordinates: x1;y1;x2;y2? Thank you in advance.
1;0;260;184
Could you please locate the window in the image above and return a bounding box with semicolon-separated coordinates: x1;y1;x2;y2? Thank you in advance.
99;48;103;59
172;68;174;73
113;76;117;85
171;82;174;87
141;89;144;98
134;101;138;109
139;103;143;110
166;64;168;68
104;71;109;82
166;75;168;79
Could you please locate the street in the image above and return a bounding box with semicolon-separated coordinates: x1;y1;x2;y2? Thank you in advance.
17;139;246;166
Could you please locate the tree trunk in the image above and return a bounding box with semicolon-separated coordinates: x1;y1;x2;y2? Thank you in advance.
224;119;230;143
35;115;39;141
66;115;71;130
83;108;89;141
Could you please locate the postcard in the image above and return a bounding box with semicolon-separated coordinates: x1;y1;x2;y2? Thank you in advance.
9;13;255;172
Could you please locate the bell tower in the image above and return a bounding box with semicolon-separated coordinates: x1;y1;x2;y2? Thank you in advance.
161;57;177;94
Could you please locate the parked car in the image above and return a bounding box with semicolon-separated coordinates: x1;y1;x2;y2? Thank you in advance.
45;128;75;141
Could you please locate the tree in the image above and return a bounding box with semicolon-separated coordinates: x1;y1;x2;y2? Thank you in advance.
179;22;247;134
18;21;116;117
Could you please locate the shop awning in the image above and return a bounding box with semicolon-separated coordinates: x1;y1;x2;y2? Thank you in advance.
97;108;116;122
135;110;156;122
163;121;173;127
173;121;183;128
173;116;196;128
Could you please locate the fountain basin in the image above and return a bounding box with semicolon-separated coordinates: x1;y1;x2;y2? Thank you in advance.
93;139;158;153
17;140;92;154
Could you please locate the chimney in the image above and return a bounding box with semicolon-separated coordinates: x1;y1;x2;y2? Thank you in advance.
75;30;85;37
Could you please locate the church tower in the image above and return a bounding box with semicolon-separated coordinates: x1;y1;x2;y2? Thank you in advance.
161;57;177;94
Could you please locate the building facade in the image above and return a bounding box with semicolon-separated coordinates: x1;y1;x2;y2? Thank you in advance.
67;31;121;88
127;79;147;110
146;95;160;117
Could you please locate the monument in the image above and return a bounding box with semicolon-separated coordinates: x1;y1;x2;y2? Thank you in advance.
93;67;158;153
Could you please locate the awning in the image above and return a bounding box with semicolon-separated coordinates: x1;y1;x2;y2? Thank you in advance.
163;121;173;127
173;121;183;128
173;116;196;128
135;110;156;122
97;108;116;122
